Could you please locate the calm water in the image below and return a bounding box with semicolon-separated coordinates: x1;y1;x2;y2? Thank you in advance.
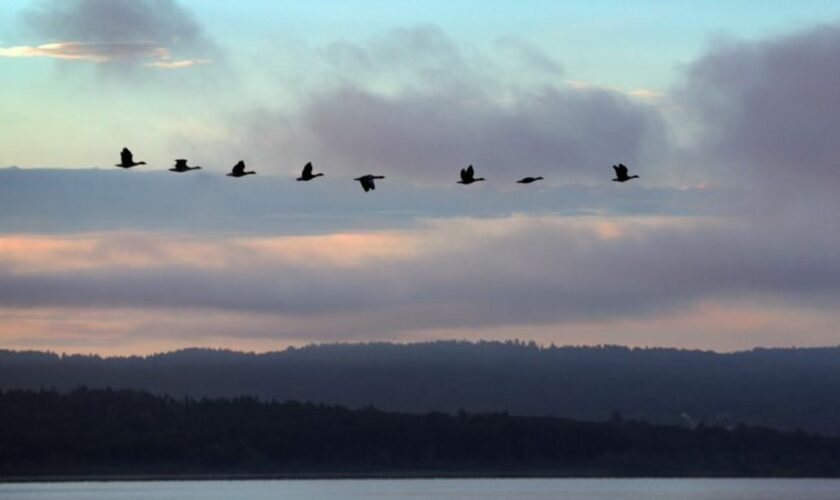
2;479;840;500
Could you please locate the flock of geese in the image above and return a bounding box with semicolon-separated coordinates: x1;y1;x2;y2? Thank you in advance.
116;147;641;192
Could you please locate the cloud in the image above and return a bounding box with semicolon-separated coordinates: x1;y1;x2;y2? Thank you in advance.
4;0;218;69
1;213;840;348
6;20;840;353
319;26;565;91
495;37;565;75
237;84;668;184
321;25;480;90
676;24;840;200
0;41;207;68
144;58;210;69
566;80;664;101
0;41;164;62
232;27;668;184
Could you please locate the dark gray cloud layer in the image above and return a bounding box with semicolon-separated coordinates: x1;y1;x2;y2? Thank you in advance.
17;0;217;66
677;24;840;199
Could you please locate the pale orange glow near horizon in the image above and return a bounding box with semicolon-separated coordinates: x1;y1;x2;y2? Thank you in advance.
1;214;837;355
1;297;837;357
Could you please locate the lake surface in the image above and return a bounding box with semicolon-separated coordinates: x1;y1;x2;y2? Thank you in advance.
2;479;840;500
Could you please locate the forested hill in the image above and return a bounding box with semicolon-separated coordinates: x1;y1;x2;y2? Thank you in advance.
3;341;840;435
2;387;840;478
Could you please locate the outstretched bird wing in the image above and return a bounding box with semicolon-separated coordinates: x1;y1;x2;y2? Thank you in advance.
460;168;468;182
466;165;475;178
302;162;313;177
617;164;628;176
121;148;133;165
232;161;245;175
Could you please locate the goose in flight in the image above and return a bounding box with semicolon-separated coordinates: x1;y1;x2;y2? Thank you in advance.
458;165;485;185
612;163;639;182
354;174;385;192
297;162;324;181
517;176;544;184
169;159;202;173
227;160;256;178
115;148;146;168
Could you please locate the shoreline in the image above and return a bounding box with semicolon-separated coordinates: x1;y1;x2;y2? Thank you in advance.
4;472;840;483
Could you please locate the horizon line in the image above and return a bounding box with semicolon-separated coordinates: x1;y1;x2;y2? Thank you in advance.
3;339;838;359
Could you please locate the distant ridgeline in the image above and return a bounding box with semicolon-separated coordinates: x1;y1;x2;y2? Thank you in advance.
2;387;840;478
3;341;840;435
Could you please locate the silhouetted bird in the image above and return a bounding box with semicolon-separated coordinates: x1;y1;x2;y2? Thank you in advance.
169;159;202;173
354;174;385;192
458;165;485;185
517;176;544;184
115;148;146;168
297;162;324;181
227;160;256;178
612;164;639;182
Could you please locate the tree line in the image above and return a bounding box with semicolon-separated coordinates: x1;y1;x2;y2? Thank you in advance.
2;387;840;478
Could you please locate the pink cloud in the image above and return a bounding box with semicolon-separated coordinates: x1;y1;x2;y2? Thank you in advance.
1;211;840;354
0;41;209;68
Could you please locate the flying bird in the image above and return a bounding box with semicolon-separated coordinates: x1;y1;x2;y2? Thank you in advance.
612;163;639;182
354;174;385;192
169;159;202;173
227;160;256;178
297;162;324;181
458;165;485;185
115;148;146;168
517;176;544;184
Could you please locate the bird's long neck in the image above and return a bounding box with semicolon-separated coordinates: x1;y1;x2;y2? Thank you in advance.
313;173;324;178
629;175;639;179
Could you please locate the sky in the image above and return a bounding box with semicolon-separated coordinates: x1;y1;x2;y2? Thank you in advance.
2;0;840;354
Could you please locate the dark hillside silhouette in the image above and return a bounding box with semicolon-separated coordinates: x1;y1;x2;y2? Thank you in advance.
3;342;840;435
2;387;840;478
